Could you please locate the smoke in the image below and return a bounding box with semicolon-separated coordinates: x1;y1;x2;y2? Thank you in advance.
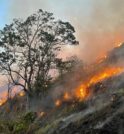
72;0;124;62
7;0;124;63
9;0;47;19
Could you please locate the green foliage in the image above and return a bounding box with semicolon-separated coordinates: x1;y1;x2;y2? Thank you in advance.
13;122;27;134
23;111;37;124
35;120;59;134
0;112;37;134
12;112;37;134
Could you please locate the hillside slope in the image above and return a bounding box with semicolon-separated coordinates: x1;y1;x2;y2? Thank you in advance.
0;44;124;134
34;72;124;134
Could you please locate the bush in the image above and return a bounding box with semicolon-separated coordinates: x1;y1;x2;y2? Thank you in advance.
23;111;37;124
14;122;27;134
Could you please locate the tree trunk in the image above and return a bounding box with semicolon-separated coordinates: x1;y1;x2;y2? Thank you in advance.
26;93;42;112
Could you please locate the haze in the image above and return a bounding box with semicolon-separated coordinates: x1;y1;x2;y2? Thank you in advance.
0;0;124;62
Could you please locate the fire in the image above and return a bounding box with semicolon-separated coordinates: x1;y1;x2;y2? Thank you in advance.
19;91;25;97
0;99;7;106
0;91;8;106
0;87;25;107
54;67;124;106
63;92;70;100
116;42;123;47
89;68;122;85
117;43;122;47
55;92;71;106
75;67;123;100
75;85;88;101
55;100;61;107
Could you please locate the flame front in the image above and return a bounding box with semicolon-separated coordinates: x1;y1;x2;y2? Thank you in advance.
0;66;123;108
75;67;123;100
75;85;88;101
89;68;123;85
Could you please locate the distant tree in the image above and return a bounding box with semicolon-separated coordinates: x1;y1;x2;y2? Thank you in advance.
0;9;78;108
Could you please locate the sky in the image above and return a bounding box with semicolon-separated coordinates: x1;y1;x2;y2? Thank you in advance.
0;0;124;62
0;0;10;28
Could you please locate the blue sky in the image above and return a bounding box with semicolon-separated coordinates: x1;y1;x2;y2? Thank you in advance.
0;0;10;28
0;0;93;28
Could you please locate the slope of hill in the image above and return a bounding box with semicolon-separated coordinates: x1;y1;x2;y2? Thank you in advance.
0;44;124;134
36;73;124;134
0;73;124;134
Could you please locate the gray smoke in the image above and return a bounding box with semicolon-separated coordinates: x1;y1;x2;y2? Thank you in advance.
7;0;124;63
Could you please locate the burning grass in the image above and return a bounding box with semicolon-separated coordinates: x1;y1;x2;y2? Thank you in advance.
75;67;123;100
0;44;124;120
55;67;124;105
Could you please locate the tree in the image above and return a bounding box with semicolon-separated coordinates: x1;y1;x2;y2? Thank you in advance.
0;9;78;108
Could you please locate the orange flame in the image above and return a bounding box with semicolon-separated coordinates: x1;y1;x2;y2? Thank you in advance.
75;85;88;101
19;91;25;97
0;91;8;106
63;92;70;100
54;67;124;106
117;43;122;47
0;99;7;106
55;100;61;107
89;68;122;85
0;89;25;106
75;67;123;101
